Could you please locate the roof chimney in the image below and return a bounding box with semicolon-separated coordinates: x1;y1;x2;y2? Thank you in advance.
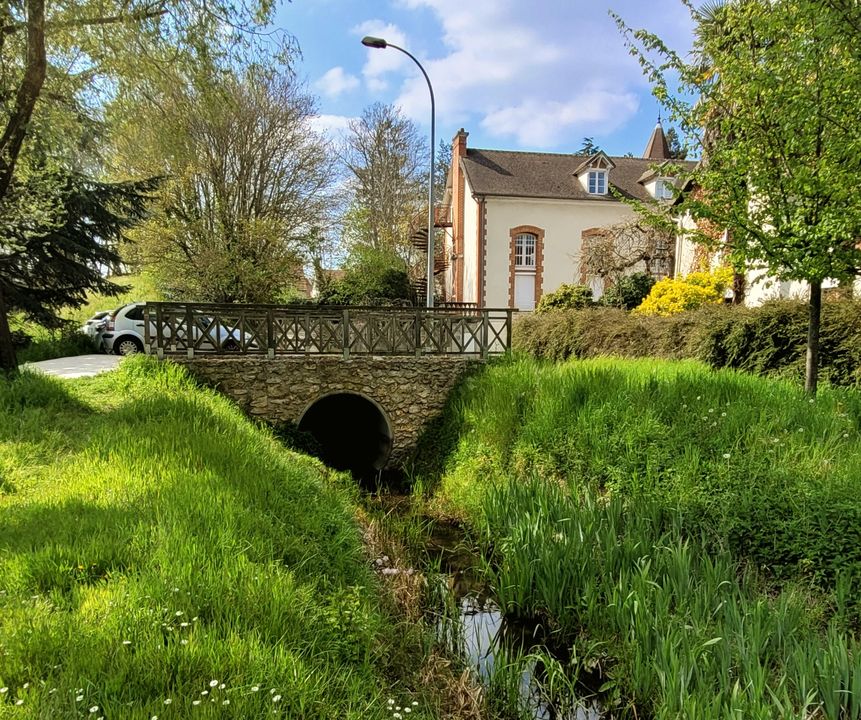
643;118;671;160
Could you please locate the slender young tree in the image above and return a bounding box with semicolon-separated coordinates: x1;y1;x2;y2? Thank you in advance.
616;0;861;393
340;103;428;274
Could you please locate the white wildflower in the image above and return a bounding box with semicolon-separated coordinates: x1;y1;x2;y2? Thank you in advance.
209;680;219;688
272;695;282;702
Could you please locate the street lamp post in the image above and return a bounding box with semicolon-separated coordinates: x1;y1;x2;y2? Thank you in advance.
361;35;435;308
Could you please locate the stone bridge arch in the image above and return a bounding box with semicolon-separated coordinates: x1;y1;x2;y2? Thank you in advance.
175;355;480;467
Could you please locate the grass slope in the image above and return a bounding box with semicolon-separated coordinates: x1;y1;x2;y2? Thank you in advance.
421;356;861;717
0;359;421;719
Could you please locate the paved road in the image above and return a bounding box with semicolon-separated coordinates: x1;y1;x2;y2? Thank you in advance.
24;354;123;379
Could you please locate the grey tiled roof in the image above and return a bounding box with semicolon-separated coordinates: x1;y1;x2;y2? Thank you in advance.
460;149;696;203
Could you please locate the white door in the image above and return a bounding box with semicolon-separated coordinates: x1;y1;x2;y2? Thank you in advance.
514;272;536;310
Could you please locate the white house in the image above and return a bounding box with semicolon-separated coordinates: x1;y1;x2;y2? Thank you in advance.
674;208;861;305
440;122;694;310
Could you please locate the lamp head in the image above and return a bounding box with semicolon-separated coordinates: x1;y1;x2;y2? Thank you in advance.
361;36;388;49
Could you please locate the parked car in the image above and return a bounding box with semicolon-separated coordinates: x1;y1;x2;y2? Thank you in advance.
79;310;111;349
101;303;248;355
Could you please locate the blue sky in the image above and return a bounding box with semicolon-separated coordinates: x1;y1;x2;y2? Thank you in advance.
275;0;696;157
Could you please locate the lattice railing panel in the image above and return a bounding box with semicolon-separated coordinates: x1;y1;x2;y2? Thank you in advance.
144;303;514;358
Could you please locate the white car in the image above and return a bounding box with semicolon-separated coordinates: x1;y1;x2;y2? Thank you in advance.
79;310;111;348
101;303;247;355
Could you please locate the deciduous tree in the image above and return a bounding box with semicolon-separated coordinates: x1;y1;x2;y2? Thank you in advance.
115;65;334;303
616;0;861;393
0;0;282;370
340;103;428;274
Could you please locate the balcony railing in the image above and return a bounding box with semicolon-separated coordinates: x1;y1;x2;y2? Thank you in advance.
434;204;452;227
143;303;515;359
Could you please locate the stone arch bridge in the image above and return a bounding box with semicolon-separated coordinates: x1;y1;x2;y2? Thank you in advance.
144;303;514;471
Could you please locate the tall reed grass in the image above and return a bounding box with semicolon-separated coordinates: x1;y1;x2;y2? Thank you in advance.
424;356;861;717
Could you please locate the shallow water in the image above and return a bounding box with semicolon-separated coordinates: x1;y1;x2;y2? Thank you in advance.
427;523;604;720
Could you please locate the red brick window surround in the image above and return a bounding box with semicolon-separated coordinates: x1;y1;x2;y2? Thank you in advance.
508;225;544;309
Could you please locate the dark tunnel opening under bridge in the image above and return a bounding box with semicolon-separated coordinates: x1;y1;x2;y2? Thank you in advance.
297;392;393;480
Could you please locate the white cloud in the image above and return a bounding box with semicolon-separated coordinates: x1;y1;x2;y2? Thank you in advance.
352;20;410;88
316;67;359;98
373;0;693;149
481;91;640;148
309;114;355;140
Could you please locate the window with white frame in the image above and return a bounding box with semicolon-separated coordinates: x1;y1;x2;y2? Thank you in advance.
514;233;537;268
587;170;607;195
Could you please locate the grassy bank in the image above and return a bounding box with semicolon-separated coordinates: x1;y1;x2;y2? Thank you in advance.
0;359;427;718
418;356;861;717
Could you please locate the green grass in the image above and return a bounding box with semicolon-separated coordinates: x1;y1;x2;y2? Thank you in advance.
0;359;429;719
421;355;861;717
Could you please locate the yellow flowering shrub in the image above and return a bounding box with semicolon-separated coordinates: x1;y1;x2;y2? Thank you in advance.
635;267;733;316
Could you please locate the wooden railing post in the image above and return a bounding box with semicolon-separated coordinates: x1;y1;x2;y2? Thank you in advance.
144;304;151;355
481;309;490;359
505;310;513;352
267;308;275;359
155;304;164;359
414;309;422;357
185;305;194;358
342;307;350;359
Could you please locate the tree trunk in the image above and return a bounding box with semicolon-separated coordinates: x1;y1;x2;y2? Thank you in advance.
0;283;18;374
805;280;822;395
0;0;46;198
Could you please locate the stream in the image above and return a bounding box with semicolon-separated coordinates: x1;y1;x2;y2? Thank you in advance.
422;515;605;718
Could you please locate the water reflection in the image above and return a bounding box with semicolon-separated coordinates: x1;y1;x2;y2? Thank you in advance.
429;527;603;720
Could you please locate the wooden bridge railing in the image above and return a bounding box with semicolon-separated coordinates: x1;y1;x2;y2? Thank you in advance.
143;303;515;359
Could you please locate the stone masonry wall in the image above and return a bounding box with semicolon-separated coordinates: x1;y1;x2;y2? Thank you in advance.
173;356;481;466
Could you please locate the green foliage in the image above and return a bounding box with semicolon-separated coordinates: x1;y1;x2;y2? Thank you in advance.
477;479;861;719
0;358;428;718
320;248;414;306
636;267;733;316
600;272;655;309
63;273;163;326
618;0;861;285
2;172;158;328
115;64;331;304
513;299;861;387
424;356;861;717
534;284;593;313
15;327;96;364
615;0;861;390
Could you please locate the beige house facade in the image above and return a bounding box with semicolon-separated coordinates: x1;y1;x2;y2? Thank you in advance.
441;122;693;310
674;217;861;306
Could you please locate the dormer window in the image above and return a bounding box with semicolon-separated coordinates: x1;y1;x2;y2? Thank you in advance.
575;152;615;195
655;179;674;199
587;170;607;195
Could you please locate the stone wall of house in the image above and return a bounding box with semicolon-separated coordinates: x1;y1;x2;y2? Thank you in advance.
172;356;481;466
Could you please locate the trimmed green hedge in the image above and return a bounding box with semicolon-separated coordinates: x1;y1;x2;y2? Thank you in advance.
513;299;861;386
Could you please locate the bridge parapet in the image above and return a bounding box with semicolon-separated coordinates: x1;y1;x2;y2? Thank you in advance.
144;303;514;359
